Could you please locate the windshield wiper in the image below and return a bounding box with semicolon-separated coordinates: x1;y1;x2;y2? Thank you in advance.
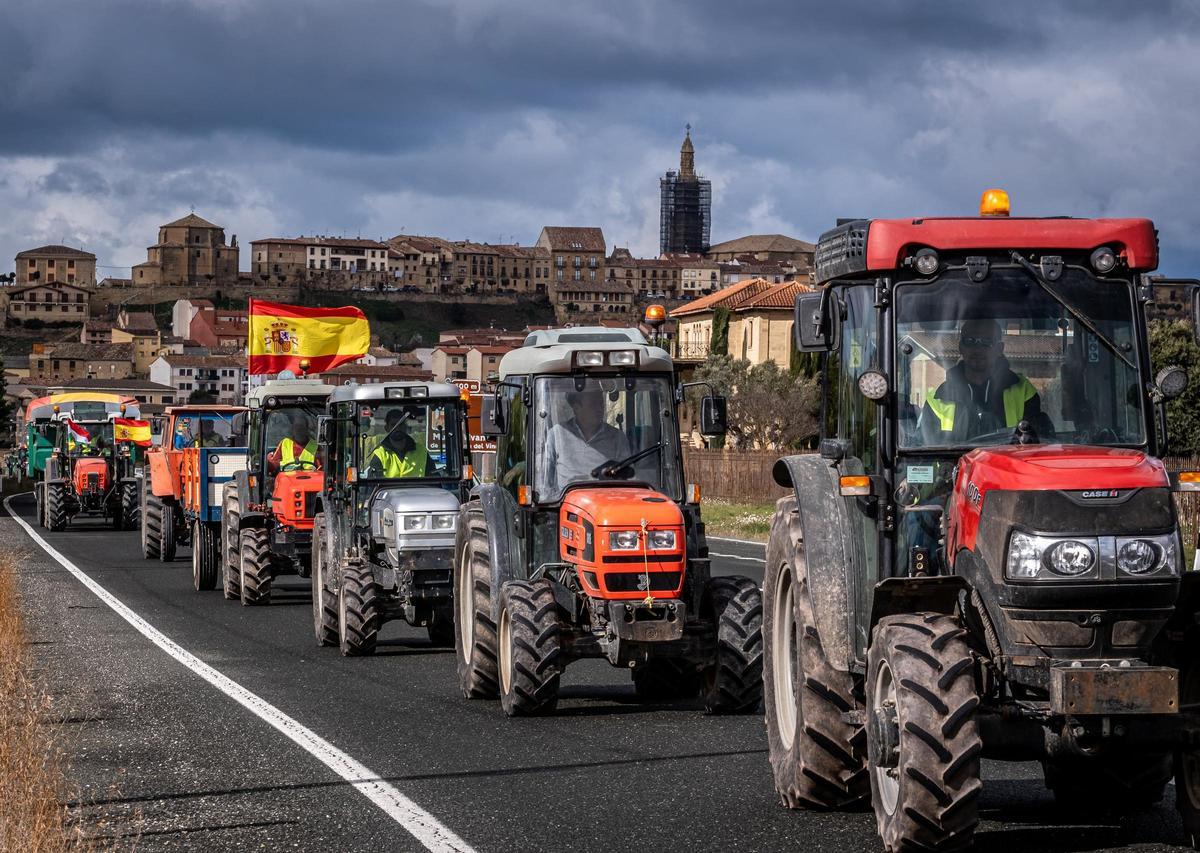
591;444;662;479
1009;251;1135;370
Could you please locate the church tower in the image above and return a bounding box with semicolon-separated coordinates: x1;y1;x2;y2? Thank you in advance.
659;125;712;255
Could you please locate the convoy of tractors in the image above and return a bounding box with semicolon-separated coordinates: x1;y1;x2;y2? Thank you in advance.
18;191;1200;851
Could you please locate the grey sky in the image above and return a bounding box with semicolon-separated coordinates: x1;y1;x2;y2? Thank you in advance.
1;0;1198;276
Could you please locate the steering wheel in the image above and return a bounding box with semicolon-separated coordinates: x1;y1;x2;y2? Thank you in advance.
280;460;317;473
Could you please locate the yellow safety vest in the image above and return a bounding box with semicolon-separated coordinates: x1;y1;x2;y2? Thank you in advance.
280;438;317;466
371;440;428;478
927;376;1038;432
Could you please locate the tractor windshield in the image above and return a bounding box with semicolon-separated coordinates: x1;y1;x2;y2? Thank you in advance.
70;421;115;456
359;400;462;480
533;375;682;502
172;413;246;449
264;404;323;474
895;267;1145;450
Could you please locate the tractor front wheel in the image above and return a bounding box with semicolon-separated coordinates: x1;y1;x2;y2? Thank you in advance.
45;482;67;532
192;521;220;591
222;485;241;600
142;491;161;558
454;505;499;699
311;513;338;647
866;614;982;853
337;564;379;656
239;527;272;605
158;500;177;562
498;579;562;717
121;481;140;530
702;575;764;714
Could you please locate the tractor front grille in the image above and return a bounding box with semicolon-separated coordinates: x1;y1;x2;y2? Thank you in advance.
86;473;99;492
304;491;318;518
604;571;682;593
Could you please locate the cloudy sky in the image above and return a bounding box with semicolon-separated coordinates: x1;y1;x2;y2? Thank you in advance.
1;0;1198;277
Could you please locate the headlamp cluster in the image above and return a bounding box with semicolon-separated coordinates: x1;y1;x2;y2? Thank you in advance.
1005;531;1178;581
608;529;676;551
402;512;456;532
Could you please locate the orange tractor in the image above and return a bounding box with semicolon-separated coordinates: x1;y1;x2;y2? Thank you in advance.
141;406;247;590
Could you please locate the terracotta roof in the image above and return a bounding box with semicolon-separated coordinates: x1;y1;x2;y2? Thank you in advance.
164;213;221;229
15;244;96;259
433;346;470;356
735;281;813;310
319;364;433;379
212;322;248;338
389;235;455;253
191;298;215;308
83;320;113;331
539;226;606;253
471;345;516;355
252;236;389;251
119;311;158;332
670;278;776;318
99;277;132;286
706;234;816;255
39;342;133;361
159;354;245;369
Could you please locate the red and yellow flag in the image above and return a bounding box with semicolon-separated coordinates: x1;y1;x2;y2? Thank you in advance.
248;299;370;376
113;418;152;446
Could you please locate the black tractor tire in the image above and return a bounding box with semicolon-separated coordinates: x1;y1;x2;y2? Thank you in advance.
45;482;68;532
121;481;140;530
702;574;764;714
454;505;500;699
497;579;562;717
1178;660;1200;847
311;513;338;647
1045;753;1172;814
632;659;702;702
158;500;177;562
763;497;869;811
34;483;45;529
426;603;455;647
866;614;982;853
337;563;379;656
192;521;220;591
142;490;162;559
239;527;272;605
222;485;241;600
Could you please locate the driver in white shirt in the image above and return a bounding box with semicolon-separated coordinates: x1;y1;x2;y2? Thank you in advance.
539;388;630;497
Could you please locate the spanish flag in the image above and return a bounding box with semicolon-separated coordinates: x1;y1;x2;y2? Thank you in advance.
248;299;370;376
113;418;152;446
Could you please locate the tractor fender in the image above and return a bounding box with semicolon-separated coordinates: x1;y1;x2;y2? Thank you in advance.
773;454;861;672
470;483;522;625
868;575;970;635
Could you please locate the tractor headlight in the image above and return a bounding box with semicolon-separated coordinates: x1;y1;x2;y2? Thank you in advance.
1045;540;1096;576
1006;531;1099;581
609;530;640;550
648;530;676;550
1116;534;1178;576
403;514;426;531
432;513;456;531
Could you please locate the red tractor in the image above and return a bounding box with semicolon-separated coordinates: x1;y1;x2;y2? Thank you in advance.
763;189;1200;850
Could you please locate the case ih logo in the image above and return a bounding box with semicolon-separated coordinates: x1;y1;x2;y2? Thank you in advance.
1080;489;1121;499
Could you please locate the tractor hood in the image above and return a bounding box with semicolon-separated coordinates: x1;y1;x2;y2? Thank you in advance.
371;486;461;551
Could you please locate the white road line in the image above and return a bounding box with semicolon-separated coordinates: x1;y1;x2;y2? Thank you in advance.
709;551;766;563
4;495;474;853
707;536;768;550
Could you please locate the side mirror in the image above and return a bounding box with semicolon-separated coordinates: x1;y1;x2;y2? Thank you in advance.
794;289;838;352
317;415;332;444
700;395;727;436
480;395;505;437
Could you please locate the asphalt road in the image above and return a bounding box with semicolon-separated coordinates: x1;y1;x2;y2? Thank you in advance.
4;498;1194;852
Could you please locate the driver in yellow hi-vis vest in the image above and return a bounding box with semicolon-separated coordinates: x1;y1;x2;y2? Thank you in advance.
268;415;320;472
920;319;1048;444
366;408;434;478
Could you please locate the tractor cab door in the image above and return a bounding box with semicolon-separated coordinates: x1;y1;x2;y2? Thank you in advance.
823;284;880;660
324;401;356;556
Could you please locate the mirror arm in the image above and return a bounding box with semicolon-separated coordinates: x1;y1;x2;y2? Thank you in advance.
677;380;715;404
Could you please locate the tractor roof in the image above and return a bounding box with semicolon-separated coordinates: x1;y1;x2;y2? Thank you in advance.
245;379;333;405
499;328;672;378
815;216;1158;284
328;381;464;404
26;392;140;421
164;405;247;415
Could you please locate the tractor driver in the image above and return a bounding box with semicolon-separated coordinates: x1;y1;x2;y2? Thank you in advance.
364;407;434;478
540;387;630;496
268;414;319;473
919;318;1052;444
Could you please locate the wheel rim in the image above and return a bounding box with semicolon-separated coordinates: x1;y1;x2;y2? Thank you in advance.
772;561;798;750
499;604;513;694
457;546;474;663
873;658;900;816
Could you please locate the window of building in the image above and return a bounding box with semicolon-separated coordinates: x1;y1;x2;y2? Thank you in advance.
28;259;35;268
321;248;327;256
308;260;314;269
556;269;563;281
47;260;55;268
573;270;581;281
67;260;75;269
320;260;326;269
195;250;201;258
309;247;315;255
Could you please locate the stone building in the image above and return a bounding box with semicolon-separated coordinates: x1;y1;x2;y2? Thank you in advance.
704;234;815;267
670;277;811;367
387;235;456;292
5;281;91;325
605;249;683;300
659;128;712;255
28;342;135;383
551;279;634;323
132;213;240;286
536;226;606;287
14;244;97;286
250;236;392;287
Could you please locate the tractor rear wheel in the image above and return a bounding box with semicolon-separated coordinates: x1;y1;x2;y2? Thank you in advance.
866;614;982;853
1045;753;1171;814
702;575;764;714
121;481;140;530
337;564;379;656
158;500;177;562
426;603;455;647
632;659;701;701
311;513;338;647
192;521;219;591
764;497;869;810
142;491;161;558
498;579;562;717
222;485;240;600
239;527;272;605
45;482;67;532
454;505;499;699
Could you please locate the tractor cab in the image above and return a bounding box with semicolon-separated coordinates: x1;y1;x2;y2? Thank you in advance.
764;190;1200;851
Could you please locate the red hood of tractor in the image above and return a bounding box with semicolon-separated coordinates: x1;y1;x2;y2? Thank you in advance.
945;445;1168;560
73;457;109;493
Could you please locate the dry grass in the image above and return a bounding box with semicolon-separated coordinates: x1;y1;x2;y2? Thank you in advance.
0;553;88;852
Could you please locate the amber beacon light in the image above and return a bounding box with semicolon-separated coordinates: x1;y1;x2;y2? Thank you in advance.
979;188;1010;217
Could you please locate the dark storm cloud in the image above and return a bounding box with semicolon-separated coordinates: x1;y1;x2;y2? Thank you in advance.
0;0;1198;273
